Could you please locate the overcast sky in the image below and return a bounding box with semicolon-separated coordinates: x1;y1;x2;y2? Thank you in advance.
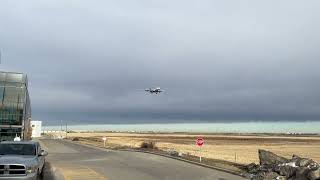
1;0;320;125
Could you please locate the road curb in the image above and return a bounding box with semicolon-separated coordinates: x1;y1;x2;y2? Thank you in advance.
65;139;247;178
118;148;247;178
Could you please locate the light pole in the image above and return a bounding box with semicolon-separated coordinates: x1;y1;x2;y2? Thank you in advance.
60;120;62;139
65;122;68;139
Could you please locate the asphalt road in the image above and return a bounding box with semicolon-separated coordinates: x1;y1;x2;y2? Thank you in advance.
40;139;246;180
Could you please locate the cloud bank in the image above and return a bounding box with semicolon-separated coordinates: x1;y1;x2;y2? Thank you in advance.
0;0;320;124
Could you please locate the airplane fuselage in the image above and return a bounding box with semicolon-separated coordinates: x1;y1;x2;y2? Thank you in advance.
145;88;162;94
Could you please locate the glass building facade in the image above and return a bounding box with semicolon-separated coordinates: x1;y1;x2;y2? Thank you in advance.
0;71;31;141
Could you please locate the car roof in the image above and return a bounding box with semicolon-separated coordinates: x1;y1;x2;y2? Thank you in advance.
0;141;39;145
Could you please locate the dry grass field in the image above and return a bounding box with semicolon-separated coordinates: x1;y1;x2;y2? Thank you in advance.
47;132;320;164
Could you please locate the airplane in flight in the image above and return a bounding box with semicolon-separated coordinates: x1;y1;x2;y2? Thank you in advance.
145;87;163;94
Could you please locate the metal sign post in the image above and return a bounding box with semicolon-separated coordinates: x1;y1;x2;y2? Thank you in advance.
200;146;202;162
102;137;107;147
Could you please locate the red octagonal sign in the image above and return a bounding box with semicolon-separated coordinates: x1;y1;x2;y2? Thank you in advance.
196;137;204;147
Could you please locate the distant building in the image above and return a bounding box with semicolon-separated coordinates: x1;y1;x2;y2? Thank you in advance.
31;121;42;138
0;71;31;141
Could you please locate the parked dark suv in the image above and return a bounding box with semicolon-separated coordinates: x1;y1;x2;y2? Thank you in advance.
0;141;48;180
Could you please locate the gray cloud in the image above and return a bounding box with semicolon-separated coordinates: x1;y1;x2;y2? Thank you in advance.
1;0;320;125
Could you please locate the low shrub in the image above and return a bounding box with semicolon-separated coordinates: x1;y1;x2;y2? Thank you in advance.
140;141;157;149
72;137;80;141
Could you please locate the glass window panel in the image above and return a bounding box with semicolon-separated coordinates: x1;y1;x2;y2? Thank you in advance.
0;86;4;102
0;72;6;82
5;73;23;83
0;72;29;132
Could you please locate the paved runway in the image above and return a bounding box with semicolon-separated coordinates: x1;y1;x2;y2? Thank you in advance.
40;139;245;180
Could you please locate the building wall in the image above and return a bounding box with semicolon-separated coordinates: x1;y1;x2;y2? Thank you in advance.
31;121;42;138
0;71;31;141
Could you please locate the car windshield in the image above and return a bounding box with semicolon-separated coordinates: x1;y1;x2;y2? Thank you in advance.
0;144;36;156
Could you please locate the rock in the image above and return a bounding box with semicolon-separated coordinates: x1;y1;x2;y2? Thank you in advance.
251;173;264;180
308;162;320;171
276;162;298;172
292;154;302;160
295;167;310;180
168;150;179;156
279;165;296;178
274;165;282;173
298;158;313;167
275;176;286;180
287;162;298;168
247;162;258;169
246;163;260;174
249;150;320;180
308;168;320;180
259;149;289;166
291;155;314;167
264;172;281;180
242;173;255;179
252;172;280;180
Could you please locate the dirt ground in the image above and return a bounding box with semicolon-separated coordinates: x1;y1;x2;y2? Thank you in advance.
47;132;320;164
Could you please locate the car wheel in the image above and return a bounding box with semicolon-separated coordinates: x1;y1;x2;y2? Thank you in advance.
36;169;43;180
39;168;44;180
36;170;41;180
